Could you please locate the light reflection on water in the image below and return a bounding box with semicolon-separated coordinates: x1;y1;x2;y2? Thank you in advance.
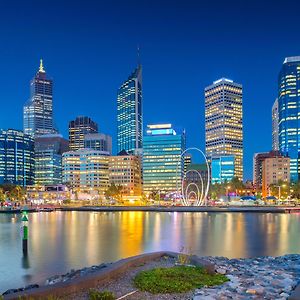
0;211;299;292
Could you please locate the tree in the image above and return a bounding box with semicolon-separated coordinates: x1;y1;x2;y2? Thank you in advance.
0;188;5;202
105;184;123;203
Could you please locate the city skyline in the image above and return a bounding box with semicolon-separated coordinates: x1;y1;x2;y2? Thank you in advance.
1;1;300;180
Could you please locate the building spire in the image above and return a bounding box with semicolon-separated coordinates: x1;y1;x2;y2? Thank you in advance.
39;59;45;73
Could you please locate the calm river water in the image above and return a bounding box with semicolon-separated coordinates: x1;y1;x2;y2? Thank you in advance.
0;211;300;292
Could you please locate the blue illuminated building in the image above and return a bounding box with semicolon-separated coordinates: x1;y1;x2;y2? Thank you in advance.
278;56;300;182
143;124;185;193
117;65;142;154
211;155;235;184
0;129;35;186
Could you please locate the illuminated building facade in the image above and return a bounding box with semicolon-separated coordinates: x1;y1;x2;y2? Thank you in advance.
211;155;235;184
205;78;243;181
278;56;300;181
0;129;34;186
69;116;98;151
143;124;185;193
84;133;112;155
23;60;56;137
62;149;109;193
272;98;279;151
253;150;282;191
262;156;290;197
109;150;142;196
117;65;142;154
34;134;69;185
183;153;192;174
185;163;208;184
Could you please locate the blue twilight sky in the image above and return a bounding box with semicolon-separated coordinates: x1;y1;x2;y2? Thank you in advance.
0;0;299;180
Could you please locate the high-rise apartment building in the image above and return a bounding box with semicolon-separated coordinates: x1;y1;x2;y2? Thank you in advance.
62;149;109;193
205;78;243;180
143;124;185;193
117;65;142;154
69;116;98;151
262;156;290;197
109;151;142;196
278;56;300;181
24;60;56;137
272;98;279;151
0;129;35;186
34;134;69;185
84;133;112;155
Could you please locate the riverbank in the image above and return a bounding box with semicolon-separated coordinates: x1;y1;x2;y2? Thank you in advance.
59;205;300;213
1;205;300;214
3;252;300;299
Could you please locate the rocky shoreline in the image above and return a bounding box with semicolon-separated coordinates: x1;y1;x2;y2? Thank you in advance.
3;254;300;299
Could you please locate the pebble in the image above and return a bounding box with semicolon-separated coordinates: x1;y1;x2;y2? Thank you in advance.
193;254;300;299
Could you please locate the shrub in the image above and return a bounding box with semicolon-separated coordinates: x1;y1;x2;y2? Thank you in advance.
88;289;115;300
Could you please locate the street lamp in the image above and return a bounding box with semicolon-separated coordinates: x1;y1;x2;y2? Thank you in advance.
276;184;286;200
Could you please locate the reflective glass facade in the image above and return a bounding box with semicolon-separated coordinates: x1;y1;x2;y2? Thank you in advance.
143;124;185;193
278;57;300;182
117;65;142;154
211;155;235;184
84;133;112;154
272;98;279;151
205;78;243;180
34;134;69;185
24;60;55;137
0;129;34;186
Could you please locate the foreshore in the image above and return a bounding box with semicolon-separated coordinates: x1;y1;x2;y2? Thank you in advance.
1;205;300;214
3;252;300;300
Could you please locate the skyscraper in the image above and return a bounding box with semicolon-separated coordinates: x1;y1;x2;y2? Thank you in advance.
205;78;243;181
117;65;142;154
0;129;35;186
272;98;279;151
34;134;69;185
84;133;112;155
278;56;300;182
24;60;55;137
69;116;98;151
143;124;185;193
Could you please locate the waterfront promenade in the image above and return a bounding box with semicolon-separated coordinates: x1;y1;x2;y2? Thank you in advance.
1;205;300;214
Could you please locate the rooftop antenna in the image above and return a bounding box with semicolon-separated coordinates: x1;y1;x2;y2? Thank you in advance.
39;59;45;73
137;45;141;66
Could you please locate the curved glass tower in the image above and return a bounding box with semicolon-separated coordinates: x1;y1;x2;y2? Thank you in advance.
117;65;142;154
278;56;300;182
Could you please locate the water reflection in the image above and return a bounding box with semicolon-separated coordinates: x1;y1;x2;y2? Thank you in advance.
0;211;300;292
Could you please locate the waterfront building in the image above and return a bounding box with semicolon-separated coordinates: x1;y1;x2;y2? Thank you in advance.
23;60;56;137
211;155;235;184
278;56;300;181
143;124;185;193
109;150;142;196
62;149;109;194
0;129;34;186
253;150;284;191
117;65;142;154
272;98;279;151
34;134;69;185
205;78;243;181
262;156;290;197
69;116;98;151
84;133;112;155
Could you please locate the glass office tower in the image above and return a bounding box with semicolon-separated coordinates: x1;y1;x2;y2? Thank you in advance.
272;98;279;151
211;155;235;184
143;124;185;193
205;78;243;181
69;116;98;151
117;65;142;154
0;129;35;186
278;56;300;182
24;60;56;137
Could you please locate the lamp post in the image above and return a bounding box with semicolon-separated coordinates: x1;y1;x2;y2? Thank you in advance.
227;186;231;202
275;184;286;201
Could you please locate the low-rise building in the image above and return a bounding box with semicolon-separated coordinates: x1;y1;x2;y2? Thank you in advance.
109;150;142;196
62;149;109;196
262;156;290;198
